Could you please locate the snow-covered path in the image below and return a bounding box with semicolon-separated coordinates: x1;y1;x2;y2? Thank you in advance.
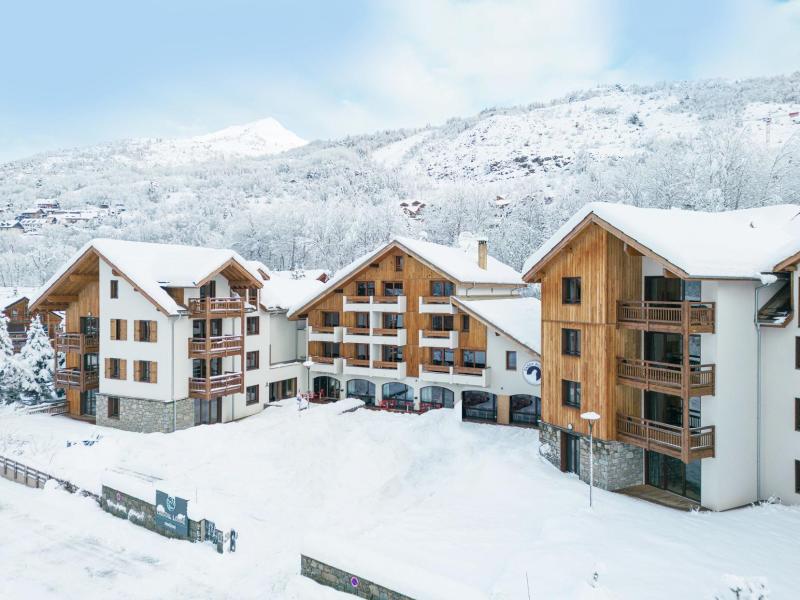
0;401;797;599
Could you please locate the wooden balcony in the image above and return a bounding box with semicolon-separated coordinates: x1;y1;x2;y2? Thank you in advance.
55;368;99;391
617;414;715;462
419;364;490;387
188;373;243;399
617;301;715;333
55;332;99;354
187;297;246;318
419;296;457;314
188;336;243;358
617;358;715;396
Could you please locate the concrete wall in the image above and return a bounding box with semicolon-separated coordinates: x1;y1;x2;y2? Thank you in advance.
761;270;800;505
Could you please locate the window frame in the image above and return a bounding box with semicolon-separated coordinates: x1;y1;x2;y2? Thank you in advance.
107;396;120;419
109;358;121;380
462;349;487;369
796;398;800;432
562;379;581;408
110;279;119;299
382;281;404;296
355;281;375;297
246;350;260;371
506;351;517;370
430;280;455;297
394;255;404;272
461;315;470;332
322;311;340;327
246;385;260;406
562;328;581;357
246;316;260;335
562;277;582;305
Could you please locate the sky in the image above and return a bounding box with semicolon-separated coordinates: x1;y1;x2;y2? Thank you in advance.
1;0;799;162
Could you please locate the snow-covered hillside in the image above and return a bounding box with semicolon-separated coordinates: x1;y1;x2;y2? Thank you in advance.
0;74;798;287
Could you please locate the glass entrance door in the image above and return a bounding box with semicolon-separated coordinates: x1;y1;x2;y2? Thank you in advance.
646;451;701;501
563;433;580;475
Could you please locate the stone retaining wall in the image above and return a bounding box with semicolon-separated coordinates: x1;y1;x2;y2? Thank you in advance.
95;395;194;433
301;555;414;600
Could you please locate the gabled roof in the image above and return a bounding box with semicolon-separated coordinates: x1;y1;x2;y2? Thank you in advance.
30;239;263;316
288;236;523;317
451;296;541;355
523;202;800;281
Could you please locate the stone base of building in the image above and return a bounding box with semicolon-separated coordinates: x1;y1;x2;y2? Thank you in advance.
95;395;194;433
301;555;414;600
539;421;644;490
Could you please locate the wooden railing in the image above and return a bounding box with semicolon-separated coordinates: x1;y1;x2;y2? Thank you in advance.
188;373;243;398
26;401;68;416
454;366;485;376
187;297;246;317
55;368;99;390
373;295;401;304
188;336;243;357
347;358;370;367
314;326;335;333
617;301;715;332
617;358;715;394
422;364;451;373
421;296;451;304
311;355;335;364
345;327;370;335
55;332;99;354
372;328;401;336
422;329;452;338
373;360;401;369
616;414;715;460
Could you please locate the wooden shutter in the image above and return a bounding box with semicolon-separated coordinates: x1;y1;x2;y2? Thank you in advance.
150;321;158;342
134;360;141;382
120;360;127;380
150;362;158;384
110;319;117;341
119;319;127;341
134;320;141;342
104;358;111;377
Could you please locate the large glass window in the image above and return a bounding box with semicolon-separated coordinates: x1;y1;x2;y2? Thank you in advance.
382;345;404;362
461;391;496;422
321;342;340;358
431;315;454;331
383;313;404;329
431;348;454;366
430;281;455;297
194;398;221;425
562;277;581;304
313;376;340;400
80;316;99;336
510;394;540;425
383;282;404;296
646;451;701;502
462;350;486;369
381;382;414;410
347;379;376;406
80;390;97;417
269;378;296;402
420;386;454;409
356;281;375;297
322;312;340;327
355;312;370;328
354;344;370;360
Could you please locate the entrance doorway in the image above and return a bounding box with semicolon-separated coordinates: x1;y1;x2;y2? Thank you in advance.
646;451;701;502
561;432;580;475
313;376;340;401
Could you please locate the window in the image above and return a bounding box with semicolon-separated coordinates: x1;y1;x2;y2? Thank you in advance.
431;315;454;331
431;347;454;366
323;311;340;327
506;351;517;370
110;280;119;299
796;398;800;432
383;282;404;296
354;343;370;360
383;313;404;329
246;351;260;371
247;316;260;335
382;345;404;362
81;316;99;336
246;385;260;406
394;255;404;271
562;328;581;356
107;397;120;419
135;360;157;383
562;380;581;408
562;277;581;304
135;320;156;342
355;312;370;328
269;378;297;402
80;390;97;417
462;350;487;368
199;280;216;299
356;281;375;297
796;460;800;494
796;337;800;369
461;315;470;332
107;358;122;380
109;319;127;341
430;280;455;297
321;342;340;358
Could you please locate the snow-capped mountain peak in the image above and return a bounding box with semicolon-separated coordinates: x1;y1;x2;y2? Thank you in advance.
191;117;307;155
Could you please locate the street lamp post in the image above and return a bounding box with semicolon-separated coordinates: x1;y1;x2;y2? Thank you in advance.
580;411;601;508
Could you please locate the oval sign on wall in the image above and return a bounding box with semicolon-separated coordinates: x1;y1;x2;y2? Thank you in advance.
522;360;542;386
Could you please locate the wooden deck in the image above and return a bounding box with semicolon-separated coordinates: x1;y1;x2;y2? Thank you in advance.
616;357;715;397
616;484;704;511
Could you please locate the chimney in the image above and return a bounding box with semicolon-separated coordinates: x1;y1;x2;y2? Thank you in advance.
478;239;488;270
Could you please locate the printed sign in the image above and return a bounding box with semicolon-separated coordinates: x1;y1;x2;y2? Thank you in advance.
522;360;542;386
155;490;189;538
350;576;360;588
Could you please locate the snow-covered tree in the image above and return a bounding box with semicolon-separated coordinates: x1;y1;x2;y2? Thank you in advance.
0;315;24;404
17;316;55;403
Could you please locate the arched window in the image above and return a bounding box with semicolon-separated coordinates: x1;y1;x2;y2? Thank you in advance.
420;386;454;410
346;379;376;406
313;376;340;401
381;382;414;411
510;394;541;426
461;390;497;422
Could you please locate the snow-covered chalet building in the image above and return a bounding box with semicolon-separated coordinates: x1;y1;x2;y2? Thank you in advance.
29;239;321;432
524;202;800;510
287;235;542;425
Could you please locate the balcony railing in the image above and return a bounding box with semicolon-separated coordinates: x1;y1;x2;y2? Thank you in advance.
188;373;243;399
419;364;490;387
617;358;715;396
617;301;715;333
187;297;246;318
188;336;243;358
616;414;715;461
55;368;99;390
55;332;99;354
419;296;457;314
343;295;407;312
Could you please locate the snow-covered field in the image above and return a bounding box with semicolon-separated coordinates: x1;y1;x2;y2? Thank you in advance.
0;401;797;599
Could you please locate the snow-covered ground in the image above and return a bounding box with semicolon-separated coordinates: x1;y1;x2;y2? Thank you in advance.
0;401;797;599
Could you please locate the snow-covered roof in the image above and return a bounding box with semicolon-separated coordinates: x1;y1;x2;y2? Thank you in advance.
452;297;541;355
288;236;523;317
261;278;326;311
523;202;800;280
270;269;329;282
30;239;263;316
0;287;39;309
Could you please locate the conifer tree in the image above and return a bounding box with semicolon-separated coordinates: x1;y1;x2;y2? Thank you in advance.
18;315;55;403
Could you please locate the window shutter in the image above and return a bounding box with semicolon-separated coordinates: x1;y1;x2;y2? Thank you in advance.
134;360;141;382
120;360;127;380
151;362;158;384
120;319;127;341
151;321;158;342
134;320;141;342
104;358;111;377
110;320;117;341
